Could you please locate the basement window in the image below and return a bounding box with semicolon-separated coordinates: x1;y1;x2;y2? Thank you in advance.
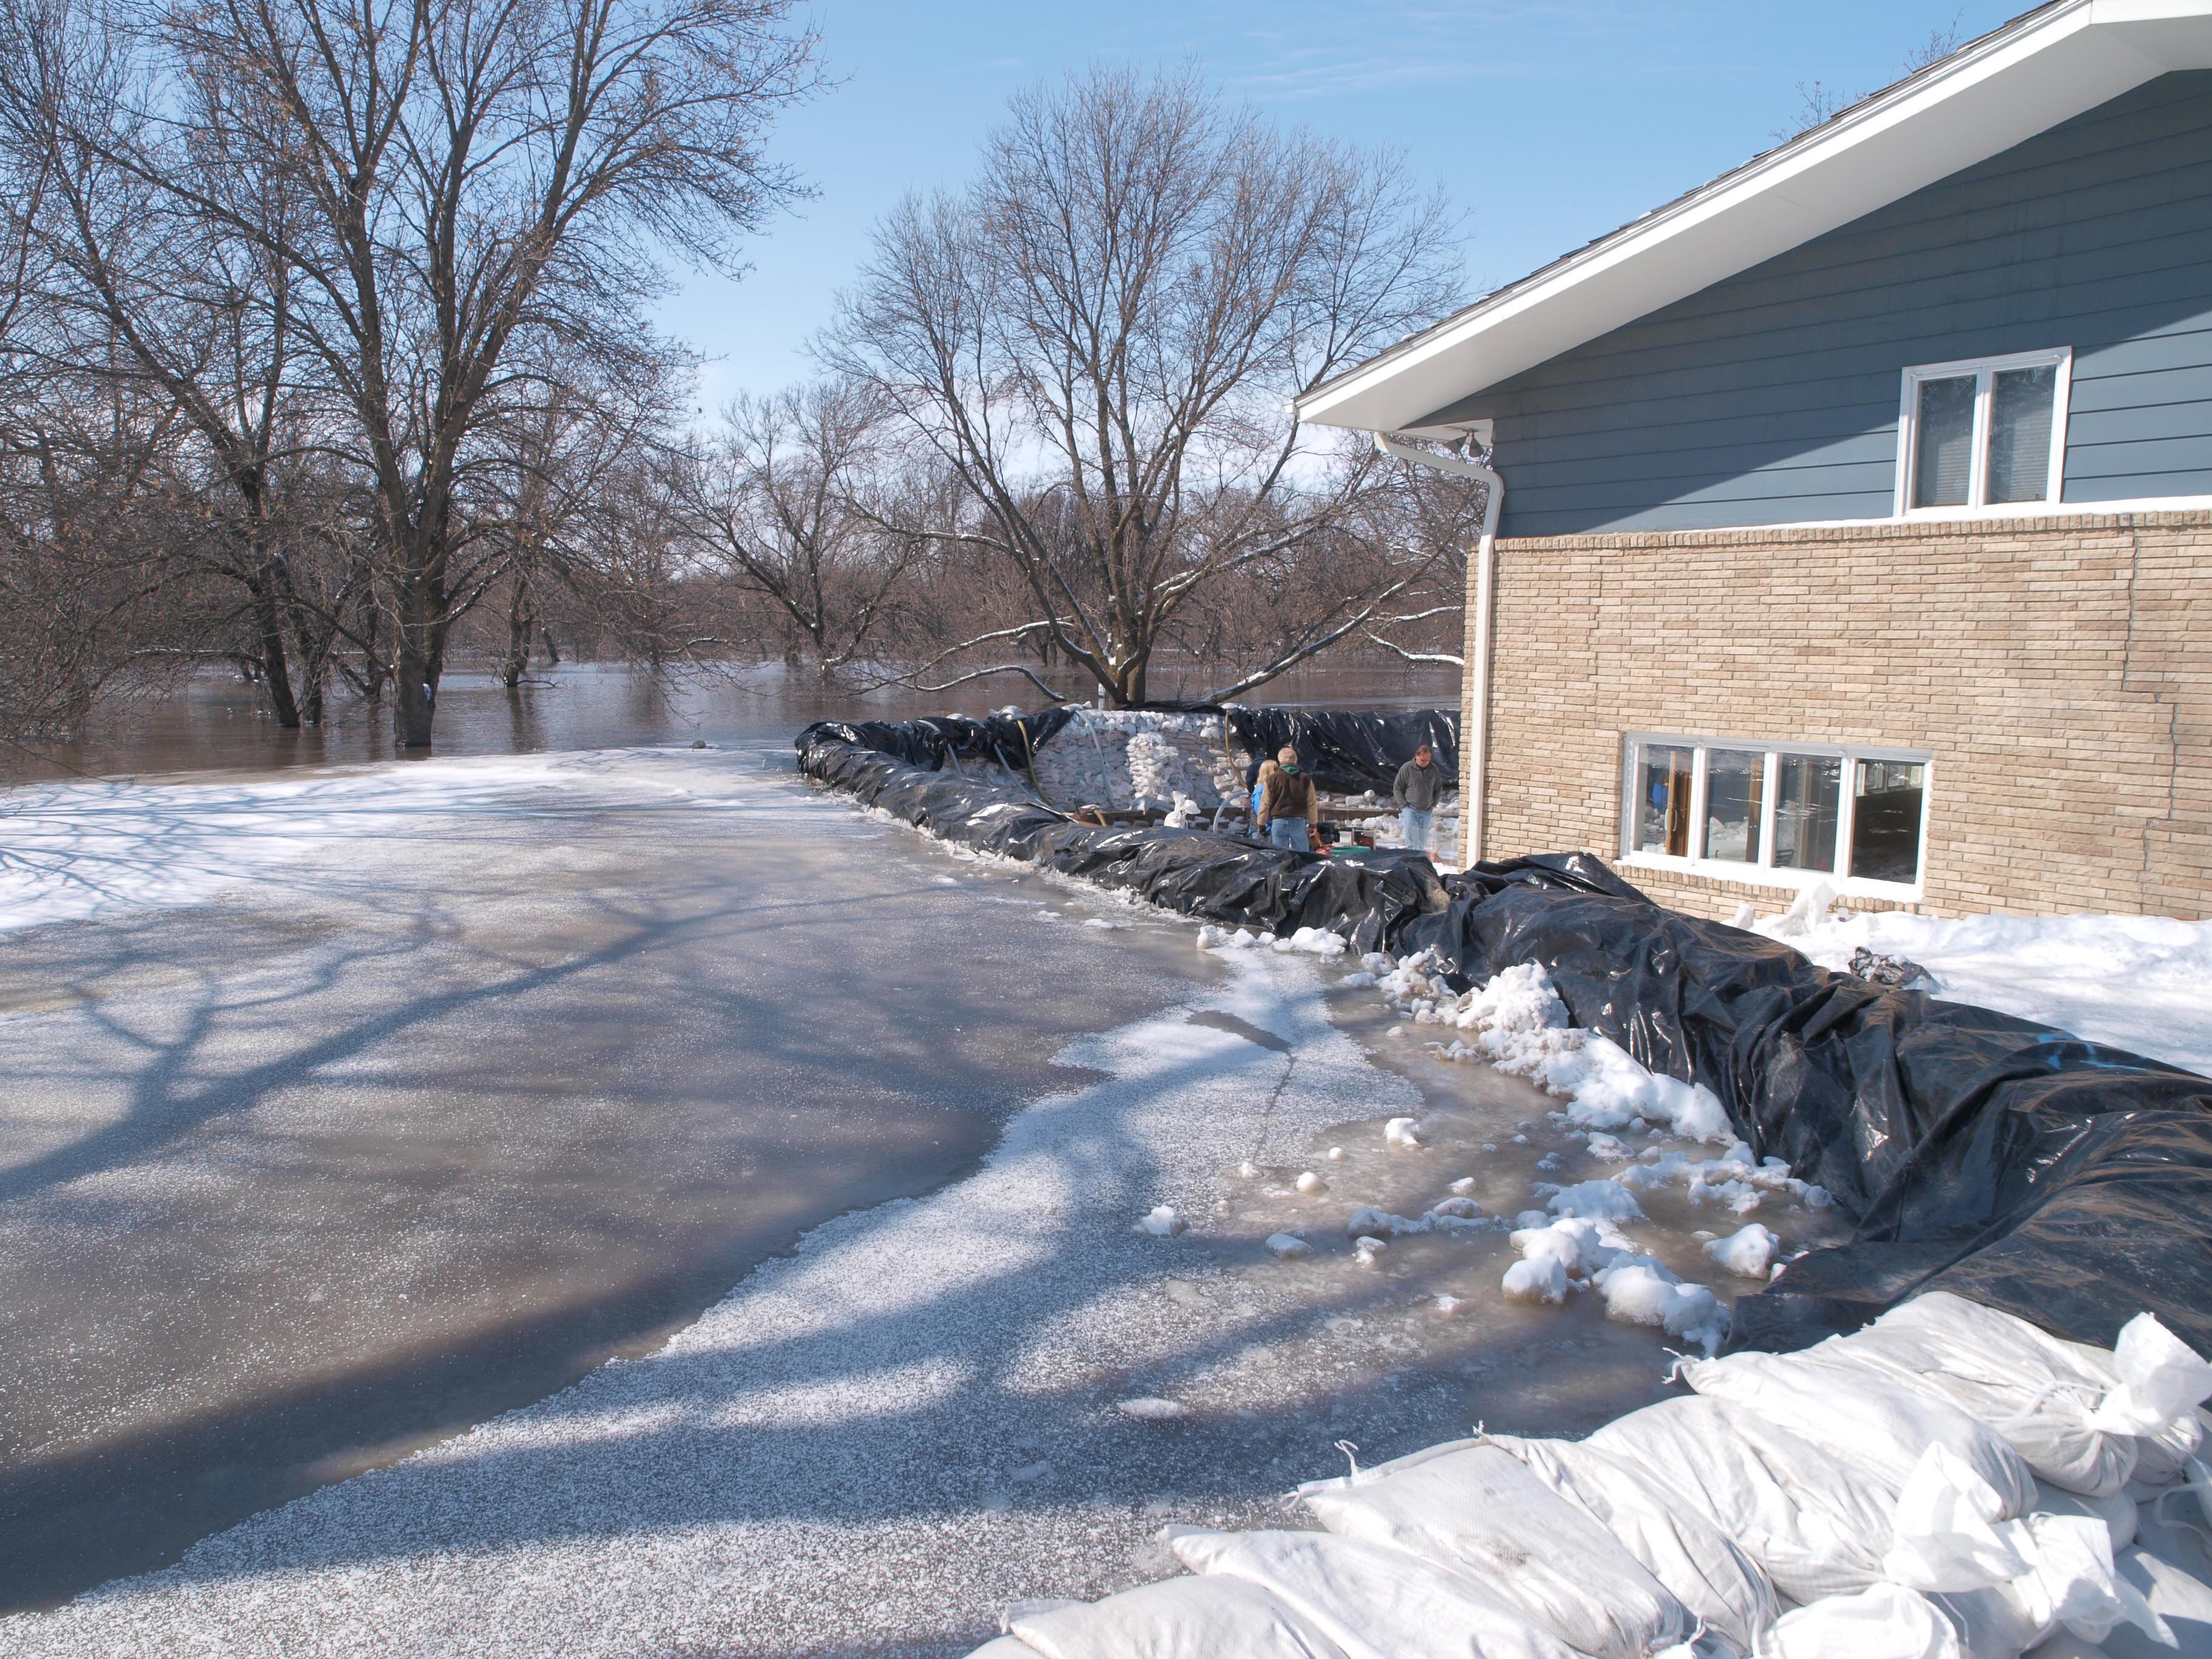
1898;349;2070;513
1621;735;1930;896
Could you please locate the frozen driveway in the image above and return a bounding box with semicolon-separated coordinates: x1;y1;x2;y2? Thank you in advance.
0;749;1226;1613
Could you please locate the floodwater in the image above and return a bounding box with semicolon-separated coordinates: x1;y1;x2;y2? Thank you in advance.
12;659;1463;784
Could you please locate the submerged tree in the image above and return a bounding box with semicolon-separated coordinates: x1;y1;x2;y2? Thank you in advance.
132;0;819;745
823;65;1463;707
674;381;927;684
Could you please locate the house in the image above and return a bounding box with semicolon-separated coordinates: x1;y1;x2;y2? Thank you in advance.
1297;0;2212;921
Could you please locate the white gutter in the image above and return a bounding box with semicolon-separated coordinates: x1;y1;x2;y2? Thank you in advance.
1375;432;1503;869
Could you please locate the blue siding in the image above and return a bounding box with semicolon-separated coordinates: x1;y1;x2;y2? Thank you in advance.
1420;73;2212;537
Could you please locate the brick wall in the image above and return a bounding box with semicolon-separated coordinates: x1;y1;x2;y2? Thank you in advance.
1456;509;2212;921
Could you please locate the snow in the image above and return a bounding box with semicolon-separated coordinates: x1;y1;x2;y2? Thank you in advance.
1761;908;2212;1079
1703;1224;1780;1279
1136;1205;1187;1237
1405;962;1732;1143
1382;1117;1422;1149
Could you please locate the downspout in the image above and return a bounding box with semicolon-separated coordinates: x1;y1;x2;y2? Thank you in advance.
1373;432;1504;869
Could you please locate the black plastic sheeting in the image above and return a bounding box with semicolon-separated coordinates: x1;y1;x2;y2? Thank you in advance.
1403;854;2212;1357
803;708;1078;774
796;712;2212;1357
796;722;1446;950
1223;706;1458;795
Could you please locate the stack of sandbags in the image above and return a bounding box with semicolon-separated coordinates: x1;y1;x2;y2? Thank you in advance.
967;1296;2212;1659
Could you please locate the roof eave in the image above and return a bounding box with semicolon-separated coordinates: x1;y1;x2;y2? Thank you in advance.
1299;0;2212;435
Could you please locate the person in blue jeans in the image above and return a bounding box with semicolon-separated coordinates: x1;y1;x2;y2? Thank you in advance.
1258;746;1319;852
1393;742;1445;853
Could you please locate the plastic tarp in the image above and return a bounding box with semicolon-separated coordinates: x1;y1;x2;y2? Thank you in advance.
802;708;1076;774
794;722;1446;951
1221;707;1458;796
1396;854;2212;1358
797;712;2212;1359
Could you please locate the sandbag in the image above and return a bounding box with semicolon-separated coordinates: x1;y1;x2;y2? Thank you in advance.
1485;1430;1780;1652
967;1642;1041;1658
1675;1350;2037;1518
1763;1583;1963;1659
1164;1527;1579;1659
1005;1575;1346;1659
1295;1439;1688;1658
1584;1395;1899;1604
1823;1294;2140;1497
1883;1446;2171;1657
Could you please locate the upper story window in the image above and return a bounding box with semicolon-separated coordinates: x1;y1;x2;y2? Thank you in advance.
1897;348;2071;514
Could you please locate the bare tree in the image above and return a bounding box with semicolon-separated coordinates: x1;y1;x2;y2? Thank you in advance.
134;0;817;745
823;65;1462;708
675;381;923;683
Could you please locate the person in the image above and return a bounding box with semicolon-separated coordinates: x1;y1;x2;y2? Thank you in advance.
1393;742;1446;853
1258;745;1320;853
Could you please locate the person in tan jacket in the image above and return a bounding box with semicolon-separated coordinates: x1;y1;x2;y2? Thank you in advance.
1257;745;1321;853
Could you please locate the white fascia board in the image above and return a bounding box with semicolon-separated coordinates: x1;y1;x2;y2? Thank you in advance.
1301;1;2210;436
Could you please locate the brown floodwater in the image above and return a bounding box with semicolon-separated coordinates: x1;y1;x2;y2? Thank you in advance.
10;659;1462;783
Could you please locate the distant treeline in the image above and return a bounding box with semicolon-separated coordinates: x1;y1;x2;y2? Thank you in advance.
0;1;1478;753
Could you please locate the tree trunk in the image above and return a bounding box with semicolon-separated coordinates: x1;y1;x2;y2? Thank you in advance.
394;580;437;748
502;575;533;689
540;626;560;667
250;571;303;728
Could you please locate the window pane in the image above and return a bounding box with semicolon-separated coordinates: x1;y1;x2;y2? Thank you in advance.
1634;745;1694;857
1850;759;1926;883
1912;375;1977;508
1985;365;2057;503
1773;754;1840;873
1701;749;1764;865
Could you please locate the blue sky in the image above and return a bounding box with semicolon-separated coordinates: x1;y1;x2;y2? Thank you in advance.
663;1;2024;408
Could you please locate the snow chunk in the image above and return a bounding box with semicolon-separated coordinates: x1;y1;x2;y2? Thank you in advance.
1134;1206;1185;1237
1593;1263;1729;1355
1430;962;1732;1141
1702;1224;1779;1279
1503;1256;1568;1304
1383;1116;1423;1150
1547;1179;1646;1224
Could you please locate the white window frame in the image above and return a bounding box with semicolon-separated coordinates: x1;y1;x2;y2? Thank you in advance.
1618;733;1932;900
1894;347;2072;517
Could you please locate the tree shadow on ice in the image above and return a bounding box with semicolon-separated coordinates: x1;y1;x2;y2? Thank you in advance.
12;1008;1453;1616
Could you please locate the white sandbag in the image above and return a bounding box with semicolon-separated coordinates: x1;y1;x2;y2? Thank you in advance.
1296;1439;1689;1659
2089;1316;2212;1440
2106;1544;2208;1657
1007;1575;1346;1659
1585;1395;1898;1605
1763;1583;1963;1658
1827;1295;2139;1498
1883;1447;2172;1656
1164;1527;1579;1659
1675;1349;2037;1518
1487;1430;1780;1652
2036;1483;2140;1555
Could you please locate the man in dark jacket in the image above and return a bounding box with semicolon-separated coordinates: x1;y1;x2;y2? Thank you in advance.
1258;745;1320;853
1393;743;1446;853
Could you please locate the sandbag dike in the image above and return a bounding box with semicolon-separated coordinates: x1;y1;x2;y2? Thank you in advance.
796;715;2212;1363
